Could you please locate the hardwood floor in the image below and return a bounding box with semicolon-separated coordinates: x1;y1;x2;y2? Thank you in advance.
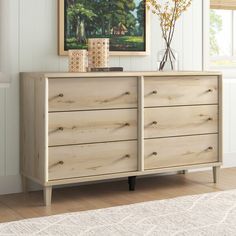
1;167;236;223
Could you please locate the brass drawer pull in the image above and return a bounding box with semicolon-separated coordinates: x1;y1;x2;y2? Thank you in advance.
208;146;213;151
124;92;131;95
152;90;158;94
124;123;130;127
58;127;64;131
58;93;64;97
207;89;213;93
208;117;213;121
152;121;158;125
152;152;158;156
58;161;64;165
125;154;131;158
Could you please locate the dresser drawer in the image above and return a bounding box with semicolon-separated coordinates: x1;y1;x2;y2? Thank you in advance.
49;109;137;146
144;134;218;170
48;77;137;112
48;141;137;180
144;105;218;138
144;76;218;107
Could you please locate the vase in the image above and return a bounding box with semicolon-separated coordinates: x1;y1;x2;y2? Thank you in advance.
157;48;179;71
88;38;109;70
68;50;88;72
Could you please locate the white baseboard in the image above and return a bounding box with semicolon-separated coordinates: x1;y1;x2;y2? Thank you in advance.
0;174;42;195
1;153;236;195
223;153;236;168
0;175;22;195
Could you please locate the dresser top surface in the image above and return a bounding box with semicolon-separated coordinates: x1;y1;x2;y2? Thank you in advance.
20;71;222;79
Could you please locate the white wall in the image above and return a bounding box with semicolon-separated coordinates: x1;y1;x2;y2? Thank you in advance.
0;0;204;195
201;0;236;168
223;78;236;167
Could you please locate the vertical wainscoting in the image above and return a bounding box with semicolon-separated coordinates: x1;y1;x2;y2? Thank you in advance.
0;0;204;194
223;78;236;167
0;0;22;194
0;90;6;177
0;0;8;179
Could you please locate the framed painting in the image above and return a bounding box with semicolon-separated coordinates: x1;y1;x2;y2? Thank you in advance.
58;0;150;56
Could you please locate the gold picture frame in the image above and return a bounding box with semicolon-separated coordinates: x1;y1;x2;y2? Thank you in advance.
58;0;150;56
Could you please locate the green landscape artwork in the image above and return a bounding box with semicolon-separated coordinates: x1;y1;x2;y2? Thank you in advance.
64;0;146;52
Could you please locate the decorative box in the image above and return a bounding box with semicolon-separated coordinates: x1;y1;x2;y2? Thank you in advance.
68;50;87;72
88;38;109;69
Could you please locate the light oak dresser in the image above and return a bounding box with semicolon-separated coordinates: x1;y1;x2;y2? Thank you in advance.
20;72;223;206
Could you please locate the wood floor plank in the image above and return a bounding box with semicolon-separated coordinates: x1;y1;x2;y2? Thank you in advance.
0;168;236;223
0;201;22;223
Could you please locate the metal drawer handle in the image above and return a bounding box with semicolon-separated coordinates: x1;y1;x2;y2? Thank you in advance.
125;154;131;158
207;89;213;93
58;161;64;165
152;152;158;156
124;123;130;127
152;90;158;94
124;91;131;95
152;121;158;125
208;117;213;121
58;93;64;97
58;127;64;131
208;147;213;151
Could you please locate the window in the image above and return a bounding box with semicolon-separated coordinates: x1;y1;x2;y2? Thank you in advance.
210;1;236;68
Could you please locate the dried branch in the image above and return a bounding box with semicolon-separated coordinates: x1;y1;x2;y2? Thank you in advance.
146;0;192;70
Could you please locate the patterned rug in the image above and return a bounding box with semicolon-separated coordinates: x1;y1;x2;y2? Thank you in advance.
1;190;236;235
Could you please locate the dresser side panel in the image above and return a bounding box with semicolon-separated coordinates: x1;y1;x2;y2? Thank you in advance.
20;74;47;185
35;77;48;184
20;75;36;181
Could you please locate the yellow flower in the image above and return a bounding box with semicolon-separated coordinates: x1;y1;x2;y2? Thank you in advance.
146;0;192;46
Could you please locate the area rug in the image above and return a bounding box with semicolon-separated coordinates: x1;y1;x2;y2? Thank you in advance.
1;190;236;236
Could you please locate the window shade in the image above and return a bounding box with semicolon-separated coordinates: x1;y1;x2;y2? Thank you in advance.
211;0;236;10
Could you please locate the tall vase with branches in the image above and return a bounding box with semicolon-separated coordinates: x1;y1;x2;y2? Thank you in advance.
146;0;192;71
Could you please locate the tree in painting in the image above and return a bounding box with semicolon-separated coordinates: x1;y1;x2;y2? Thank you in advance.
65;0;145;51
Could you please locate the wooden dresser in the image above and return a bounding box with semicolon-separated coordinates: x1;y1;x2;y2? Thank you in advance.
20;72;223;206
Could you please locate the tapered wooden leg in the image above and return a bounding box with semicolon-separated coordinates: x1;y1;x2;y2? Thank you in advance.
128;176;136;191
213;166;220;184
21;175;28;193
43;186;52;206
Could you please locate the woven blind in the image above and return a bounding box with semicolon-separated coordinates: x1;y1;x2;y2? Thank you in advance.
211;0;236;10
